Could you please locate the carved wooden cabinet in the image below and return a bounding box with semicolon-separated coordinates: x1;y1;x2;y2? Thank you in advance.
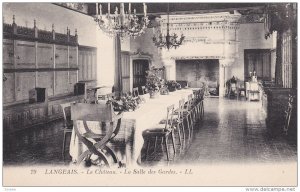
2;18;81;132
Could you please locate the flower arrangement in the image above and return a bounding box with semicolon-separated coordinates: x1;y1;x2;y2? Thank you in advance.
107;94;139;112
166;80;181;91
145;66;164;98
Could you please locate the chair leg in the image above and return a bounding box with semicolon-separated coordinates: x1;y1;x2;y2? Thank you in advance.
62;132;66;160
176;123;182;152
201;101;204;119
164;136;170;161
189;112;194;137
146;140;150;161
185;115;191;143
195;103;199;122
171;132;176;158
154;136;158;154
179;121;185;151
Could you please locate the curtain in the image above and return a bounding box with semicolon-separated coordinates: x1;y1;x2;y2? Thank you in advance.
114;34;123;96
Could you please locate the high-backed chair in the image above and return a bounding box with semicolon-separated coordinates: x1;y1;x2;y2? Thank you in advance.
142;104;176;161
141;86;147;94
247;82;260;101
175;99;186;151
237;81;246;99
60;102;74;160
132;87;143;104
132;87;139;98
71;102;123;167
184;94;195;138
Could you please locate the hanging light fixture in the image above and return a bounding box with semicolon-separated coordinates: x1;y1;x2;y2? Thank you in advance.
152;3;185;50
94;3;149;38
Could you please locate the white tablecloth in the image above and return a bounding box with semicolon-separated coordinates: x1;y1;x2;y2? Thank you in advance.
69;89;193;167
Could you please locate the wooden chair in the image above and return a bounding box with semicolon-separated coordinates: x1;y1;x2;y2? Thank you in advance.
60;102;74;160
132;87;143;104
199;88;205;121
132;87;139;98
141;86;147;94
237;81;246;99
184;94;194;138
142;104;176;161
71;102;124;167
174;99;186;151
247;82;260;101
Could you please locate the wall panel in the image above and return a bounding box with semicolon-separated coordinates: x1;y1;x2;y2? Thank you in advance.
37;72;54;96
3;73;15;103
3;39;14;69
55;71;69;95
15;72;36;101
55;45;68;68
15;40;36;68
37;43;53;68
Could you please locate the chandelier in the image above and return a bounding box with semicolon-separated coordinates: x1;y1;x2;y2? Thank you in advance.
94;3;149;38
152;4;185;50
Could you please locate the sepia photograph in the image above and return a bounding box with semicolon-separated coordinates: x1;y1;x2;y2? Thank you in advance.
1;0;298;189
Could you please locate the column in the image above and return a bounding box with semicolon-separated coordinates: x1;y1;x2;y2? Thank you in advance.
163;59;176;80
219;63;225;97
164;65;172;81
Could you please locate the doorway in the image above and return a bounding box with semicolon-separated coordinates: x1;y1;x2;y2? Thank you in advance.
244;49;271;81
132;59;149;88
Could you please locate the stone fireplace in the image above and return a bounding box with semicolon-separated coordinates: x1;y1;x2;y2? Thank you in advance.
160;12;240;96
176;59;219;95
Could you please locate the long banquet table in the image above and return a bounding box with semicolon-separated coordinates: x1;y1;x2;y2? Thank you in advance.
69;89;193;167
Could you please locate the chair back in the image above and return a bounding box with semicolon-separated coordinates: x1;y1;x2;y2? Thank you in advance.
187;94;193;109
132;87;139;97
178;99;185;120
141;86;146;95
71;102;120;123
60;103;73;128
165;104;175;130
249;82;259;91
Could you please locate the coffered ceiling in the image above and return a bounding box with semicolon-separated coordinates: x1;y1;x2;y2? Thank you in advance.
54;3;268;16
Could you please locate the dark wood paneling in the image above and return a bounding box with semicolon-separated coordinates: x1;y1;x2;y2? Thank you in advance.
244;49;271;81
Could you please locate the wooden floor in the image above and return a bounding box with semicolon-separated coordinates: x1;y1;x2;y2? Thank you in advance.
3;97;297;166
